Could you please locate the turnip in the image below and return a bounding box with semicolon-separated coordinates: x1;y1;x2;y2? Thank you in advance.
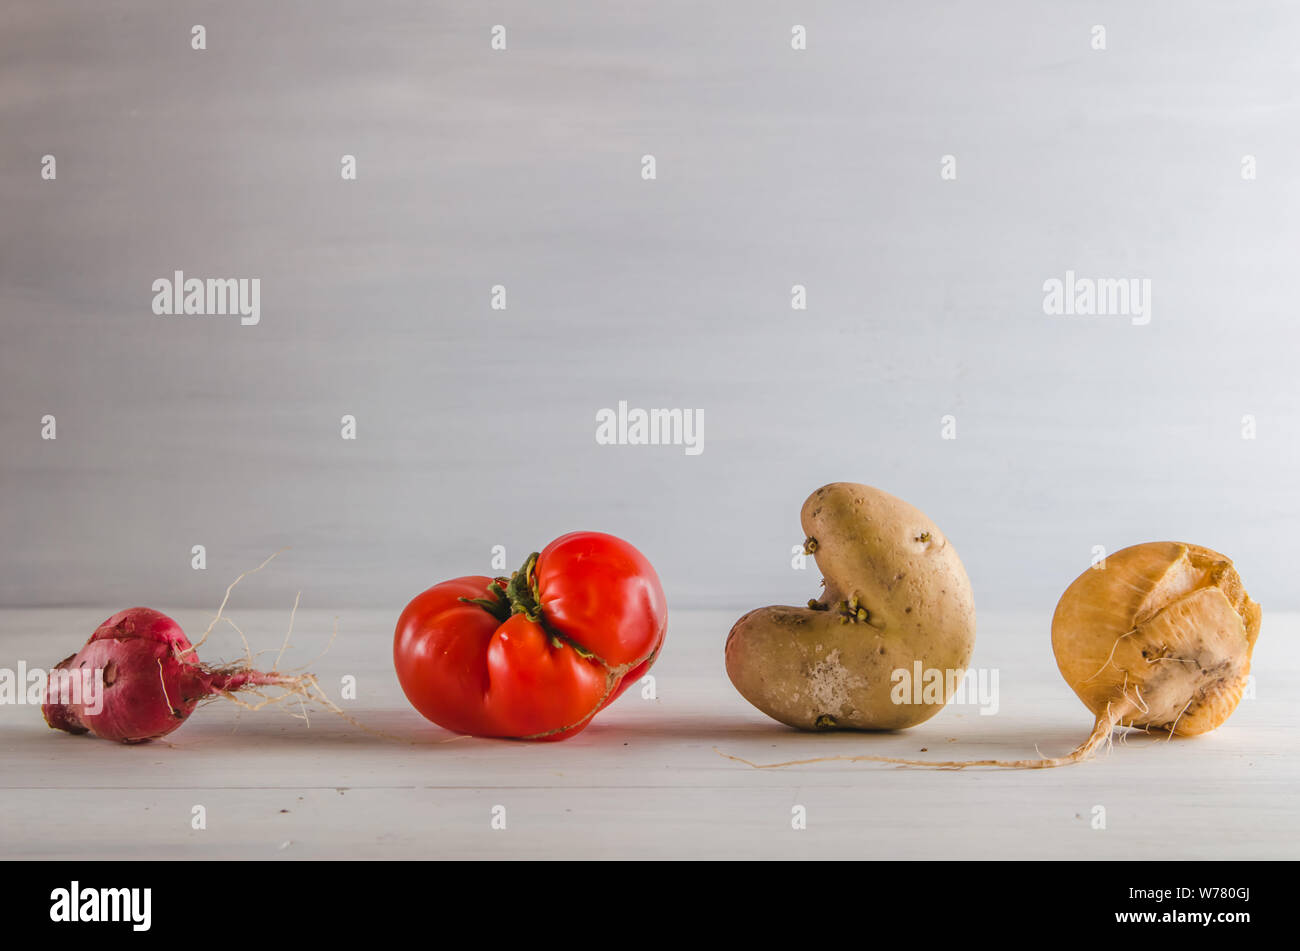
721;541;1260;769
1046;541;1260;755
42;555;338;744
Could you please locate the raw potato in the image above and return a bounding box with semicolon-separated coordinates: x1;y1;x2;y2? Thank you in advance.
725;483;976;731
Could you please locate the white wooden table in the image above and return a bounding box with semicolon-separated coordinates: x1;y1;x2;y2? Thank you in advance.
1;608;1293;860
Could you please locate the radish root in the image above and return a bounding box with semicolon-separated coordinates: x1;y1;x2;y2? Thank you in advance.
181;547;287;658
197;585;405;744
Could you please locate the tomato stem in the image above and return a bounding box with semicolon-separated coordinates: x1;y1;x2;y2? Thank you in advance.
457;552;597;660
504;553;544;622
458;577;512;622
458;553;546;624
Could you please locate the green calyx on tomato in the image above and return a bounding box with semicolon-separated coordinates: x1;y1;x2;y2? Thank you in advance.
393;531;668;741
457;552;595;659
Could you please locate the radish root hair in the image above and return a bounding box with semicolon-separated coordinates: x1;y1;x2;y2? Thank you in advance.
181;547;288;658
186;554;402;743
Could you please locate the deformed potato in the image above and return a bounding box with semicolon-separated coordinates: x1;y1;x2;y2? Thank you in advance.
725;483;976;731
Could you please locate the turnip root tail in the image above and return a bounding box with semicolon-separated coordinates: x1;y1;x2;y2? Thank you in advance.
715;705;1126;771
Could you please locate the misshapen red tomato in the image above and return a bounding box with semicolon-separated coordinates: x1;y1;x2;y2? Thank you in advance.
394;532;667;740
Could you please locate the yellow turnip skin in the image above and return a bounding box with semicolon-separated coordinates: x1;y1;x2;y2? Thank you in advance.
1052;541;1261;737
725;483;976;731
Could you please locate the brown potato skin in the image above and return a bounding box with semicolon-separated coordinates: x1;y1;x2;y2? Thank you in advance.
725;483;977;731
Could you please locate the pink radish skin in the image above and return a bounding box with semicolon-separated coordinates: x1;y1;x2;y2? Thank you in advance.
43;607;299;744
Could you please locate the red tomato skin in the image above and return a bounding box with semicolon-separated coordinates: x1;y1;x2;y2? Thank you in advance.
481;613;610;737
535;532;668;666
392;576;502;737
393;532;667;740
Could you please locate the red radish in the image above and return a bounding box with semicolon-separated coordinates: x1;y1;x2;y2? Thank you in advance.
43;606;310;743
42;552;339;744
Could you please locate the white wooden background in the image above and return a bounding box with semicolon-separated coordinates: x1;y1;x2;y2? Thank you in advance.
3;3;1298;616
2;608;1292;860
